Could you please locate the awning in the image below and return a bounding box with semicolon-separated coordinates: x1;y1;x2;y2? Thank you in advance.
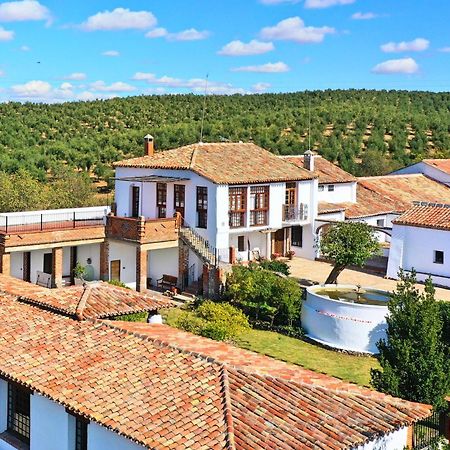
113;175;190;183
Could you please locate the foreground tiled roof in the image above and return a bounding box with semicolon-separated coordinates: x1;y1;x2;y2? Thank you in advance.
393;202;450;231
282;155;357;184
115;142;315;184
346;174;450;219
423;158;450;175
0;275;174;319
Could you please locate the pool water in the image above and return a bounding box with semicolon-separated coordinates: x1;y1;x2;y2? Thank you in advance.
313;288;390;306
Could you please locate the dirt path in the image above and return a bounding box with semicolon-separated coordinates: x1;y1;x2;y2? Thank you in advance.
288;257;450;302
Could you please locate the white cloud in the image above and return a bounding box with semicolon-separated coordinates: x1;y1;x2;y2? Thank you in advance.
60;82;72;90
0;0;51;23
372;57;419;75
231;61;290;73
381;38;429;53
0;26;14;41
102;50;120;57
351;12;378;20
439;47;450;53
77;91;117;101
90;81;136;92
63;72;87;81
260;17;334;44
146;27;209;41
20;44;30;51
132;72;246;94
80;7;156;31
11;80;52;97
304;0;354;8
218;39;274;56
145;27;167;38
252;82;271;93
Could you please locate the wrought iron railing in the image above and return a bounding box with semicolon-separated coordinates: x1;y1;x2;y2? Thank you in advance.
282;203;308;222
412;409;446;449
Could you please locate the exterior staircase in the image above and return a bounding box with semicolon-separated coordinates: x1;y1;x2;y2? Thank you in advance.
179;225;219;267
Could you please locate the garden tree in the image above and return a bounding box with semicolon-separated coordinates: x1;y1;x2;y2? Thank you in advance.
318;222;381;284
371;272;450;409
225;264;302;327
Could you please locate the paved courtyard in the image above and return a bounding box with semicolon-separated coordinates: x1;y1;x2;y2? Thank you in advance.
288;257;450;302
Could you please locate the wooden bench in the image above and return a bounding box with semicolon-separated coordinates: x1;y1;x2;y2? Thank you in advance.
157;274;178;290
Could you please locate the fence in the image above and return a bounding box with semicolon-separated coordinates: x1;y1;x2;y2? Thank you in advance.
412;409;447;449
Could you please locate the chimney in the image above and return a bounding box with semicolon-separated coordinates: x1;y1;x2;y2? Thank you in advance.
303;149;315;172
144;134;154;156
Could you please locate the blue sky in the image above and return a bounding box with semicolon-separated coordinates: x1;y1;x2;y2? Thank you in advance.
0;0;449;102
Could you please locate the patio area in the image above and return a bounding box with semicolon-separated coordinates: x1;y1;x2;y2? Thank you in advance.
288;257;450;302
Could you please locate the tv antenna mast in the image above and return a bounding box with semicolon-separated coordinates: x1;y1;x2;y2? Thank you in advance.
199;74;209;143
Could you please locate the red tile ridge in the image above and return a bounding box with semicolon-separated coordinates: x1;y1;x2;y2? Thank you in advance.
75;284;92;321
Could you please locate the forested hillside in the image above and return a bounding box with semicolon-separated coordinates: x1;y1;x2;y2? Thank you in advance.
1;90;449;184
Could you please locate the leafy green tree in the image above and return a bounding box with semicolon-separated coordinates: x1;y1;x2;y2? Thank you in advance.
371;272;450;409
318;222;381;284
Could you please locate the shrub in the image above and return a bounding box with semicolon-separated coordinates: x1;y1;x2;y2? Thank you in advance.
225;265;302;326
108;279;129;289
259;259;290;276
176;301;250;341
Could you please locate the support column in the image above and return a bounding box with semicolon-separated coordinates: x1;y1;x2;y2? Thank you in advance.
51;247;63;288
0;250;11;276
202;264;209;297
265;232;272;260
178;241;189;290
136;246;148;293
100;241;109;281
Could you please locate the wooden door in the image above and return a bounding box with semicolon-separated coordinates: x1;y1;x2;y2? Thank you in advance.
110;260;121;281
174;184;185;219
23;252;31;282
131;186;140;218
273;229;285;256
43;253;53;275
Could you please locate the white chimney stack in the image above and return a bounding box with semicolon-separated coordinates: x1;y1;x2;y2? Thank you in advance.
303;149;315;172
144;134;154;156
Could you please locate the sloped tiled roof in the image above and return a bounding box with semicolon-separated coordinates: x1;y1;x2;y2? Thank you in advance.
282;155;357;184
423;159;450;175
0;294;432;450
346;174;450;219
393;202;450;231
0;275;174;320
114;142;315;185
318;201;348;215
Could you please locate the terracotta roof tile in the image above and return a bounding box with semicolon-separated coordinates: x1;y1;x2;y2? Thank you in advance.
282;155;357;184
0;274;174;319
423;159;450;175
393;202;450;231
318;201;348;215
114;143;314;185
345;174;450;219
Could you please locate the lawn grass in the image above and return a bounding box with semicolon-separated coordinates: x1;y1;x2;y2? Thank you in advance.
162;307;379;387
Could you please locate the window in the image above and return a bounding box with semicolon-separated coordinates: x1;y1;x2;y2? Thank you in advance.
285;182;296;205
249;186;269;226
131;186;140;218
291;226;303;247
174;185;185;218
196;187;208;229
156;183;167;219
318;185;324;192
237;236;245;252
229;187;247;228
7;383;30;444
327;185;335;192
75;417;88;450
376;219;385;227
434;250;444;264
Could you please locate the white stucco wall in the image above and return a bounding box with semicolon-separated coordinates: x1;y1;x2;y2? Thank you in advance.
31;394;72;450
0;379;7;433
354;426;408;450
229;230;269;261
77;243;101;280
393;162;450;186
88;422;144;450
109;240;137;289
147;247;178;287
387;224;450;287
318;181;356;203
292;224;317;260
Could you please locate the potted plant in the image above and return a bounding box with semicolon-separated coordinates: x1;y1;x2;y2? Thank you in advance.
271;252;281;260
286;250;295;260
73;262;87;285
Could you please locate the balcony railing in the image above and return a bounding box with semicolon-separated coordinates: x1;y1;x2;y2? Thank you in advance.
249;210;268;227
229;212;246;229
0;207;109;234
282;204;308;222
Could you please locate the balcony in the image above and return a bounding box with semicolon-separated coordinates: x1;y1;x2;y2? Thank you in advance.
106;215;179;244
282;204;309;223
